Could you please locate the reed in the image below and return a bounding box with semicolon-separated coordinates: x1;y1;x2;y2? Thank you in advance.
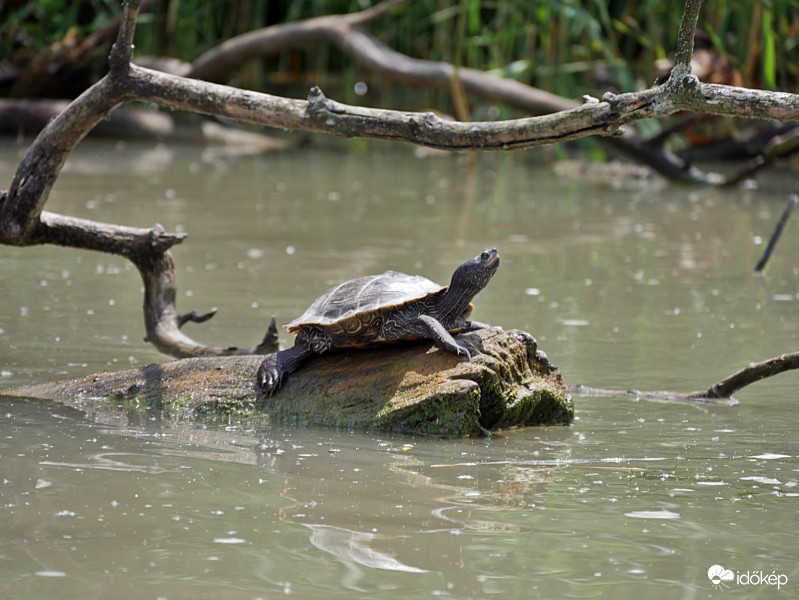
3;1;798;100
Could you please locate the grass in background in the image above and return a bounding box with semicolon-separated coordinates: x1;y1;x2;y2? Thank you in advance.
3;1;798;107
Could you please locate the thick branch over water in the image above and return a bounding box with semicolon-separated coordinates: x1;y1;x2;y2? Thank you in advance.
185;0;799;182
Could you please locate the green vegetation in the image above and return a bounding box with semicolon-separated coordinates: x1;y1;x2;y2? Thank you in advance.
3;1;798;104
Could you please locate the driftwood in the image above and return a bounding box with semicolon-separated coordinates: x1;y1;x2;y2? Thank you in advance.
675;122;799;163
689;352;799;399
5;328;573;436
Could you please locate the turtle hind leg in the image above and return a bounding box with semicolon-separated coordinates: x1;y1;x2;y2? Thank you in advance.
257;340;315;398
416;314;476;360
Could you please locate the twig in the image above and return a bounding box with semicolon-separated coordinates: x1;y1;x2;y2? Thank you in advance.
254;317;280;354
178;308;218;327
109;0;141;74
74;0;161;63
754;194;798;274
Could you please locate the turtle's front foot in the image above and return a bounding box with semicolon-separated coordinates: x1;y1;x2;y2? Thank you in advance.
257;354;285;398
417;314;480;361
455;338;477;360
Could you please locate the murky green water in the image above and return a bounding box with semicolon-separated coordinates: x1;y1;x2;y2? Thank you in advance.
2;137;799;598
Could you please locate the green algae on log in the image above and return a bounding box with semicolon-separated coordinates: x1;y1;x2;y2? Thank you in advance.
5;328;572;435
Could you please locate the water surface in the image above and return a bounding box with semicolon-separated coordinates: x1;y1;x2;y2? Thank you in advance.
2;138;799;598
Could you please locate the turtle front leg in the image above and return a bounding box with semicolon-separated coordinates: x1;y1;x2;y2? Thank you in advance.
257;339;315;398
416;315;476;360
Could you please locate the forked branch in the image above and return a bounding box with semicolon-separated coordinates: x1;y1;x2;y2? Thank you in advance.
0;0;278;358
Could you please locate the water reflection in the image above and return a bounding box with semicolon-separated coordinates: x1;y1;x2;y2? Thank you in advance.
39;452;173;474
265;429;569;582
304;524;429;573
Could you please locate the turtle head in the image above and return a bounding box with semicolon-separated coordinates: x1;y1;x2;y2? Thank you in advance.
449;248;500;297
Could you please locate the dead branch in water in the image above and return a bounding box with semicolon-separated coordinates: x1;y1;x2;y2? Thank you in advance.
572;350;799;402
0;0;278;359
754;194;798;275
689;352;799;399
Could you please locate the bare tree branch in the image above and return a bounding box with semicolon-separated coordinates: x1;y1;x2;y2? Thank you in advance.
572;349;799;403
2;0;799;363
0;84;130;243
0;0;279;359
127;65;799;151
672;0;703;78
188;0;570;115
108;0;140;73
689;352;799;399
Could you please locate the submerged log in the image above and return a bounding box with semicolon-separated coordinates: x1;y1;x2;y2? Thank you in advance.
0;98;290;150
5;328;572;436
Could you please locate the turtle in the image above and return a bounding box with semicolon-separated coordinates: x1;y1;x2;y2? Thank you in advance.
257;248;500;397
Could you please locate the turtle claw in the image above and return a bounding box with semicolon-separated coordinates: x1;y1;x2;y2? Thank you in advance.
257;355;284;398
256;342;316;399
456;339;476;361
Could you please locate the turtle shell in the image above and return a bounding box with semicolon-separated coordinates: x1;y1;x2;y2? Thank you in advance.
288;271;444;332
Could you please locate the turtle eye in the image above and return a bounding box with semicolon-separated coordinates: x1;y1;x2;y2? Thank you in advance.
480;251;489;260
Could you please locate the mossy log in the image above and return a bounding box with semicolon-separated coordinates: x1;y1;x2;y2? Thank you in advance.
6;328;572;435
